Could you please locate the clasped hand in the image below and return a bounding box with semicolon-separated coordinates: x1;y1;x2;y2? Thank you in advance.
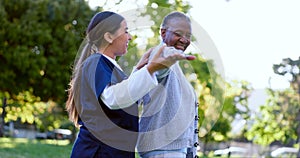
136;45;195;75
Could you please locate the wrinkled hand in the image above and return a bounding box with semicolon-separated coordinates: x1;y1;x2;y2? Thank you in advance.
136;48;153;70
147;45;195;75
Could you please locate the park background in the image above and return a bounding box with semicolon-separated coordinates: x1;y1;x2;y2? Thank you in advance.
0;0;299;157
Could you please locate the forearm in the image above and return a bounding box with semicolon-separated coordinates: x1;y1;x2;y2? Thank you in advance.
101;66;158;109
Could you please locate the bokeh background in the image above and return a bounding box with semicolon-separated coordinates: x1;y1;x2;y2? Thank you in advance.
0;0;299;157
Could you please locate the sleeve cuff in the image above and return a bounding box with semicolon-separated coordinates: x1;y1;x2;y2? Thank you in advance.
141;66;158;85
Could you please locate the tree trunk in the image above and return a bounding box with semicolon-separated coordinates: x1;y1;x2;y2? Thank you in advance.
297;78;300;158
0;98;7;137
202;135;208;156
297;109;300;157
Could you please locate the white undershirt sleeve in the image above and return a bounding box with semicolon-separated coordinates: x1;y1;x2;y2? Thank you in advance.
101;66;157;110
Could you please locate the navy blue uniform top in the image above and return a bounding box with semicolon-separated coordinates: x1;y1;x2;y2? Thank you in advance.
70;54;138;158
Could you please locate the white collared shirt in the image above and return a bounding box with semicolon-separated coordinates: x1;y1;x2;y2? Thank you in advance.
100;54;158;109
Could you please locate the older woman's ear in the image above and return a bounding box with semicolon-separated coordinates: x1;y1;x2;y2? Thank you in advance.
160;28;167;43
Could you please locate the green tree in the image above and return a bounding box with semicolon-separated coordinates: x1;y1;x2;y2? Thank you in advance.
198;79;253;153
245;88;298;153
245;56;300;155
0;0;96;133
227;80;253;139
193;58;228;153
273;57;300;156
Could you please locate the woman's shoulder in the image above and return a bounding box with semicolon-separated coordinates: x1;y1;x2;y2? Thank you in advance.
82;53;102;69
86;53;102;61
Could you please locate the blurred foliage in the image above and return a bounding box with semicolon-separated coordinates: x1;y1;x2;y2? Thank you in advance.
246;88;299;146
198;78;253;152
0;0;97;131
0;0;95;103
246;56;300;147
226;80;253;138
273;57;300;94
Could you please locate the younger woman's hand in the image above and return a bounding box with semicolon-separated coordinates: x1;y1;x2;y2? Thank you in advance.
147;45;192;74
135;48;153;70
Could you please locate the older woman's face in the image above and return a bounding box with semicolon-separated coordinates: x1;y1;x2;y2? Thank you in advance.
161;18;191;51
111;20;132;56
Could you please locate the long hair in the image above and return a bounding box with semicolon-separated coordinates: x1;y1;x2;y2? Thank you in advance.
66;11;124;127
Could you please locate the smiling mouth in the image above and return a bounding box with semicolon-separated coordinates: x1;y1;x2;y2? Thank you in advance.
175;45;186;51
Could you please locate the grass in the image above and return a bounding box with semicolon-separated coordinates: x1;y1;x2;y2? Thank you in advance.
0;137;143;158
0;137;72;158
